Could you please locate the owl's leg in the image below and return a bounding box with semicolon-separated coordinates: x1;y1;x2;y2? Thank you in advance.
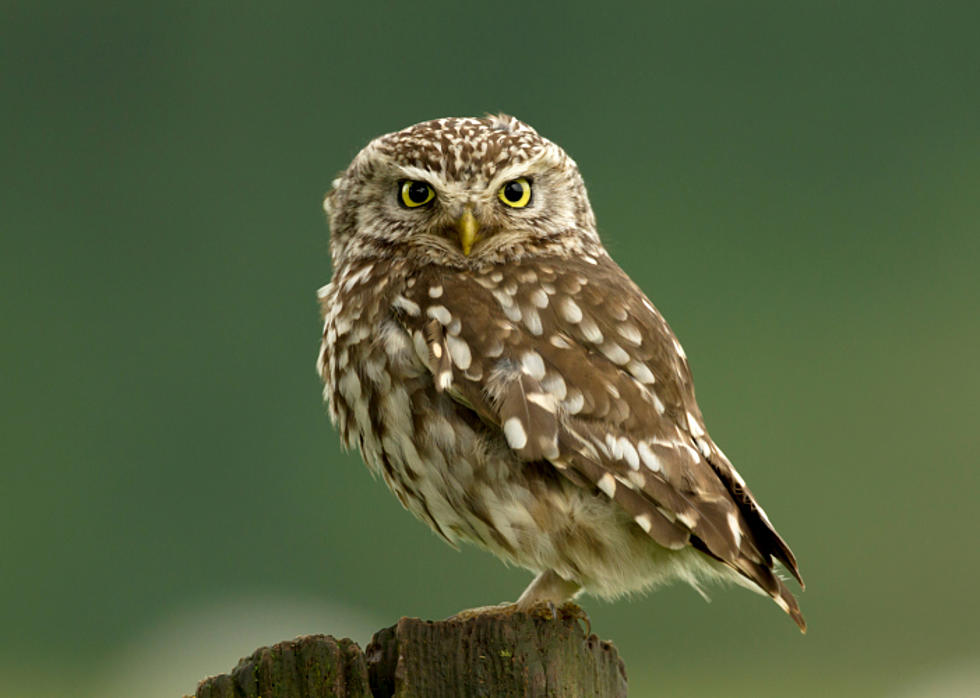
515;569;581;609
516;570;590;629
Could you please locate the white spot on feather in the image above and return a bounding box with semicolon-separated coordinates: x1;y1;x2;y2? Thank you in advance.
428;285;443;298
597;472;617;498
564;390;585;415
676;510;698;529
427;305;452;325
492;289;514;308
527;392;557;412
542;373;567;400
601;341;630;366
392;295;420;317
503;417;528;449
437;370;452;391
502;303;523;322
518;269;538;284
606;434;620;460
446;335;472;370
521;351;546;380
628;361;656;384
637;441;663;473
559;297;583;323
727;511;743;548
634;513;653;533
618;438;640;469
579;316;603;344
614;474;636;491
617;323;643;346
626;470;646;489
680;443;700;463
686;411;705;437
523;307;543;335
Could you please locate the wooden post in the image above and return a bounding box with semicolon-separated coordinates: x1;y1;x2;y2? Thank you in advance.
191;604;628;697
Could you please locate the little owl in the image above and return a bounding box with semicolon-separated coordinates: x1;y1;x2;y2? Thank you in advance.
317;115;805;631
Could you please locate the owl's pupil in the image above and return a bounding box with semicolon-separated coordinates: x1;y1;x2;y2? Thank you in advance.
407;182;430;203
503;181;524;202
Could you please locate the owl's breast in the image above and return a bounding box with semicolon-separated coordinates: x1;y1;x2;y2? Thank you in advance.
319;262;423;462
319;262;515;546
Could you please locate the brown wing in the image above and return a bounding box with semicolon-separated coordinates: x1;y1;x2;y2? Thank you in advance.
395;255;805;631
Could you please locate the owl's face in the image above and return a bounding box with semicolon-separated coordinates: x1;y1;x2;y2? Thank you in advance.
325;115;600;270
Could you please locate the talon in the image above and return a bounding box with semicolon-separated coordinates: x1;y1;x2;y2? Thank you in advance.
559;601;592;635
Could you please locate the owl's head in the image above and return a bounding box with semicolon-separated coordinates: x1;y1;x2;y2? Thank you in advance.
324;115;600;270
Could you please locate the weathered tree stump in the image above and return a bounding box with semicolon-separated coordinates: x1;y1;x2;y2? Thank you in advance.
191;604;628;697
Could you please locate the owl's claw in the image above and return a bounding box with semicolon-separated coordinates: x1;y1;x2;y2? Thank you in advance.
563;601;592;636
521;600;592;634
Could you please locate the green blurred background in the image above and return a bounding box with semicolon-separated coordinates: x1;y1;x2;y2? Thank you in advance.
3;2;979;696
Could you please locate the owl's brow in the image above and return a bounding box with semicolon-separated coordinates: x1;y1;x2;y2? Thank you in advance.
390;151;551;194
393;164;440;183
486;151;550;189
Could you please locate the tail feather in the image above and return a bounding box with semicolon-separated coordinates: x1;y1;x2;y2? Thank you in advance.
733;554;807;633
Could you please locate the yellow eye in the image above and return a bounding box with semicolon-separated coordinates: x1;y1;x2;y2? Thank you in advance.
498;177;532;208
399;180;435;208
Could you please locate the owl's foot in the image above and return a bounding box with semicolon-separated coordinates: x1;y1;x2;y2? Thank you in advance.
447;570;588;627
517;569;590;631
446;600;589;630
526;600;591;634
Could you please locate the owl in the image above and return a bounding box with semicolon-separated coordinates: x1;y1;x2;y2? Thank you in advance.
317;115;805;631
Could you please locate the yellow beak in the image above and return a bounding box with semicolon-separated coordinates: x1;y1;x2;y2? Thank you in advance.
456;208;479;256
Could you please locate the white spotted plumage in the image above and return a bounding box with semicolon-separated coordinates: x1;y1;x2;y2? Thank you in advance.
318;114;805;632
